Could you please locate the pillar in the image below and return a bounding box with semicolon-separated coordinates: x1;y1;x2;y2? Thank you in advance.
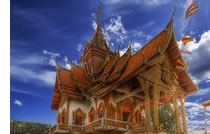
144;80;151;131
66;98;70;124
181;95;187;134
172;95;181;134
204;106;207;134
152;84;160;130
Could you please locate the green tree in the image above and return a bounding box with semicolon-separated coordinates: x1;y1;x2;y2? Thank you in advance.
150;103;176;133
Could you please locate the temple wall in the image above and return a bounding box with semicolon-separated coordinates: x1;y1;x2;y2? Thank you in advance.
58;101;67;114
109;93;117;107
68;98;96;125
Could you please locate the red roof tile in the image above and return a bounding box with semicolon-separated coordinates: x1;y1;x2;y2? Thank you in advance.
59;69;75;88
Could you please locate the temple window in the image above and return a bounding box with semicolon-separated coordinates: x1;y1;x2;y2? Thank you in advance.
75;116;82;125
119;99;133;122
123;112;130;121
73;108;85;126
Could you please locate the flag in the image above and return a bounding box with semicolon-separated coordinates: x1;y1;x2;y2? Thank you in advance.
176;65;186;71
182;36;194;46
176;59;185;66
186;1;199;20
180;49;192;54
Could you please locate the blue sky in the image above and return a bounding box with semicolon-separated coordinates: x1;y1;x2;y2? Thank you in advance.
10;0;210;131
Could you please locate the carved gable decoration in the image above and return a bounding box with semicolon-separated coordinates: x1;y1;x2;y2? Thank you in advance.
161;56;179;87
161;61;171;84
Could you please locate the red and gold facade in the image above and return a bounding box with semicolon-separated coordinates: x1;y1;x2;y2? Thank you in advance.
46;8;198;134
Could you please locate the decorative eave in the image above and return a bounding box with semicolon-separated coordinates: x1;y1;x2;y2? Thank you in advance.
51;63;85;110
167;28;198;95
106;43;132;83
70;60;89;90
94;51;120;83
94;18;197;98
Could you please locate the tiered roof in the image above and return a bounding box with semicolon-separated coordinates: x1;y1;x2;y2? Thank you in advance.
51;9;198;110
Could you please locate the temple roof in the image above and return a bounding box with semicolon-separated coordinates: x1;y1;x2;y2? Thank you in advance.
51;13;198;110
94;19;198;98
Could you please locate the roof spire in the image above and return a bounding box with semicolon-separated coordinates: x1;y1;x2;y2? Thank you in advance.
171;7;176;19
97;4;101;26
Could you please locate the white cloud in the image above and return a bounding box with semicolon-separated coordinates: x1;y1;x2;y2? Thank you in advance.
92;15;127;45
63;56;68;63
104;0;121;4
11;65;56;86
132;42;142;52
15;54;47;65
42;50;60;67
63;56;71;69
192;87;210;96
119;42;142;56
42;50;60;58
178;30;210;81
92;20;97;31
136;0;169;6
14;100;22;106
205;79;210;83
77;44;83;53
132;31;152;41
119;47;128;56
104;16;127;43
184;101;210;131
65;64;71;69
104;0;169;6
91;13;96;18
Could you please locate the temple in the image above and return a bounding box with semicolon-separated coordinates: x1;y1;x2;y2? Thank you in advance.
45;7;198;134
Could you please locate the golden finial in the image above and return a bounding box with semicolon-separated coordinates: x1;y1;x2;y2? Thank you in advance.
196;80;199;89
118;41;122;51
54;58;63;70
97;4;101;26
171;7;176;20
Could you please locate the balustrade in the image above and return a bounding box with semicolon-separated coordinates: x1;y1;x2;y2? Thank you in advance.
46;118;142;133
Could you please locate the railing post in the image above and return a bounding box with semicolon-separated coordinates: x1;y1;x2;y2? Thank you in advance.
101;118;104;126
56;123;58;130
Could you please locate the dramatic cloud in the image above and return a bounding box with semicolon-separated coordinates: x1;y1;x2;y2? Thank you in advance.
104;15;127;43
92;15;127;45
179;30;210;81
184;101;210;131
63;56;71;69
104;0;169;6
42;50;60;67
11;65;56;86
131;30;152;43
77;44;83;53
136;0;169;6
119;47;128;56
192;87;210;96
119;42;142;56
14;100;23;106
